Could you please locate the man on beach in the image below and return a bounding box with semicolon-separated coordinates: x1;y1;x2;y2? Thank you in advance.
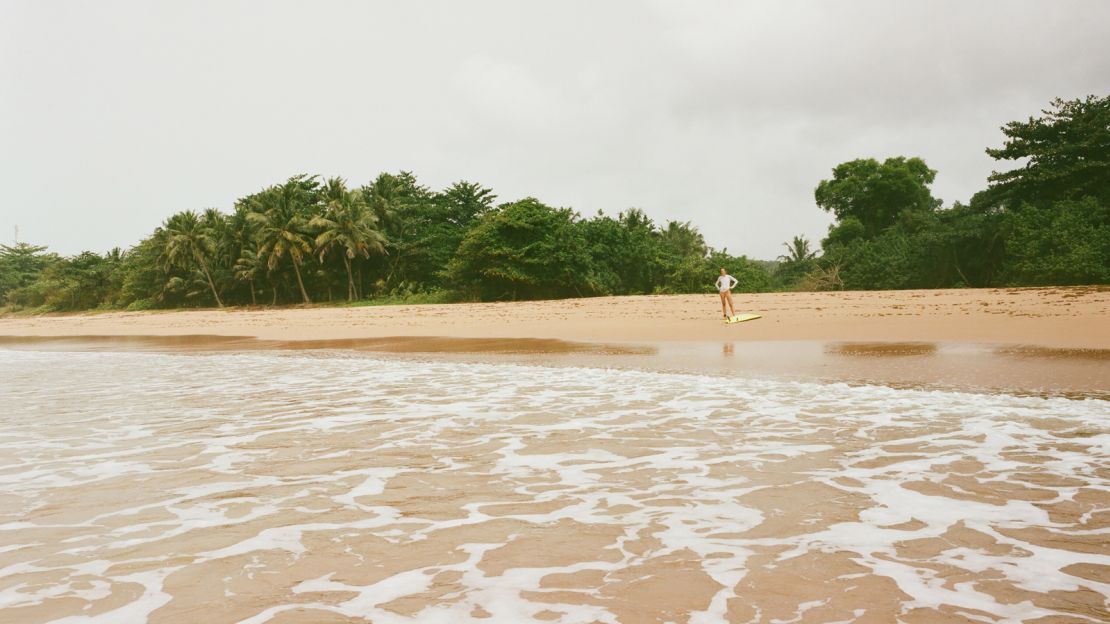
716;267;738;319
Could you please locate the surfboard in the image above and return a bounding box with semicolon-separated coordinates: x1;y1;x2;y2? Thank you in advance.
725;314;762;324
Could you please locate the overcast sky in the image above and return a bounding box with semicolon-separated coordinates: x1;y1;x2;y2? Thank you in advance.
2;1;1108;259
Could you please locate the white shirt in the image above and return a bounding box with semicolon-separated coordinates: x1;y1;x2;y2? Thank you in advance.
716;274;738;292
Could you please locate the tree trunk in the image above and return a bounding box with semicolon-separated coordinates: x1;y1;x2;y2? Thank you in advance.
292;261;312;304
198;257;224;307
385;240;403;290
248;278;257;306
953;250;972;287
344;257;355;301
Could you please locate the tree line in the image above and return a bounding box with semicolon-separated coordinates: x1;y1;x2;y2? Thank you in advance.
808;95;1109;290
1;94;1106;312
0;173;776;311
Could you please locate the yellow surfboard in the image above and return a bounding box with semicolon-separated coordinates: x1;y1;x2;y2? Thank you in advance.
725;314;762;324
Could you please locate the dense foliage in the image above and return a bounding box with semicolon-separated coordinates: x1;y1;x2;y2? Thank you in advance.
1;174;768;311
2;95;1107;312
815;94;1109;290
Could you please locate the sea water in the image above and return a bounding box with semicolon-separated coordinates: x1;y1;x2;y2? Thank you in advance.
0;349;1107;623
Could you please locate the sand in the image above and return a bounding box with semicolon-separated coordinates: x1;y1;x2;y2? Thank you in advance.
3;288;1108;621
4;349;1109;623
1;286;1107;348
2;286;1107;397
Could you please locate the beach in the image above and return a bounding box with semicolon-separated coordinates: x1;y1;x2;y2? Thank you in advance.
2;287;1109;623
2;287;1108;348
2;286;1108;397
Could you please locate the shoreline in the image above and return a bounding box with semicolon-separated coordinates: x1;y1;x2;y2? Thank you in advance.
2;334;1107;400
3;287;1107;398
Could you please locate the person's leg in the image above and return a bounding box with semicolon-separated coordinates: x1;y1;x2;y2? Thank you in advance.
720;292;728;318
725;291;736;316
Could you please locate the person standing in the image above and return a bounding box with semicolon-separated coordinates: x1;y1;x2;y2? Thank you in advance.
716;267;738;319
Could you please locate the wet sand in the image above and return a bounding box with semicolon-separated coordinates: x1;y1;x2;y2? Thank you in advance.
2;288;1108;623
1;350;1107;623
2;286;1108;397
0;334;1107;399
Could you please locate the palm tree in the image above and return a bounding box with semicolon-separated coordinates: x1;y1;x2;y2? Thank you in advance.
779;235;817;264
200;208;230;259
362;171;431;287
246;175;319;304
660;220;708;259
227;204;262;304
233;243;263;305
160;210;224;307
362;171;411;229
310;177;386;301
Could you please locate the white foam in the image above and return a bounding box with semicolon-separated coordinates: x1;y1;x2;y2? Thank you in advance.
1;348;1107;623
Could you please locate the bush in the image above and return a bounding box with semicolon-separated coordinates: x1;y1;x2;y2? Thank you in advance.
1003;198;1109;285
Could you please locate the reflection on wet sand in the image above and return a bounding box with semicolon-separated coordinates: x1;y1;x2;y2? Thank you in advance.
0;334;655;356
995;345;1110;361
827;341;939;357
1;350;1107;623
1;334;1107;398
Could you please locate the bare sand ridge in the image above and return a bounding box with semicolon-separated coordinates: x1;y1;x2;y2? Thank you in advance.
2;286;1108;348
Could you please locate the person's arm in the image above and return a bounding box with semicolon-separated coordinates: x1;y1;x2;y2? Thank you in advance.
715;276;724;290
728;275;738;289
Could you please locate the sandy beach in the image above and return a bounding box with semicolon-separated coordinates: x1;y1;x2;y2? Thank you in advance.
2;286;1108;347
3;286;1107;398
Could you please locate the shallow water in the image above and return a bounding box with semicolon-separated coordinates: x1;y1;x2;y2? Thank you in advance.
3;335;1106;398
0;349;1108;623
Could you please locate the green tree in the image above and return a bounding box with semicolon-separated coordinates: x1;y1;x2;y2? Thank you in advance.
656;220;710;292
912;203;1006;288
426;181;498;282
707;250;772;293
779;236;816;264
775;235;818;288
223;204;262;304
580;214;622;294
445;198;594;300
580;208;665;295
311;177;386;300
1003;198;1109;285
439;180;497;229
981;94;1110;208
362;171;437;289
246;175;320;304
821;217;866;251
159;211;224;307
118;235;170;309
7;250;123;310
0;243;55;301
815;157;941;237
233;242;264;305
835;229;924;290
